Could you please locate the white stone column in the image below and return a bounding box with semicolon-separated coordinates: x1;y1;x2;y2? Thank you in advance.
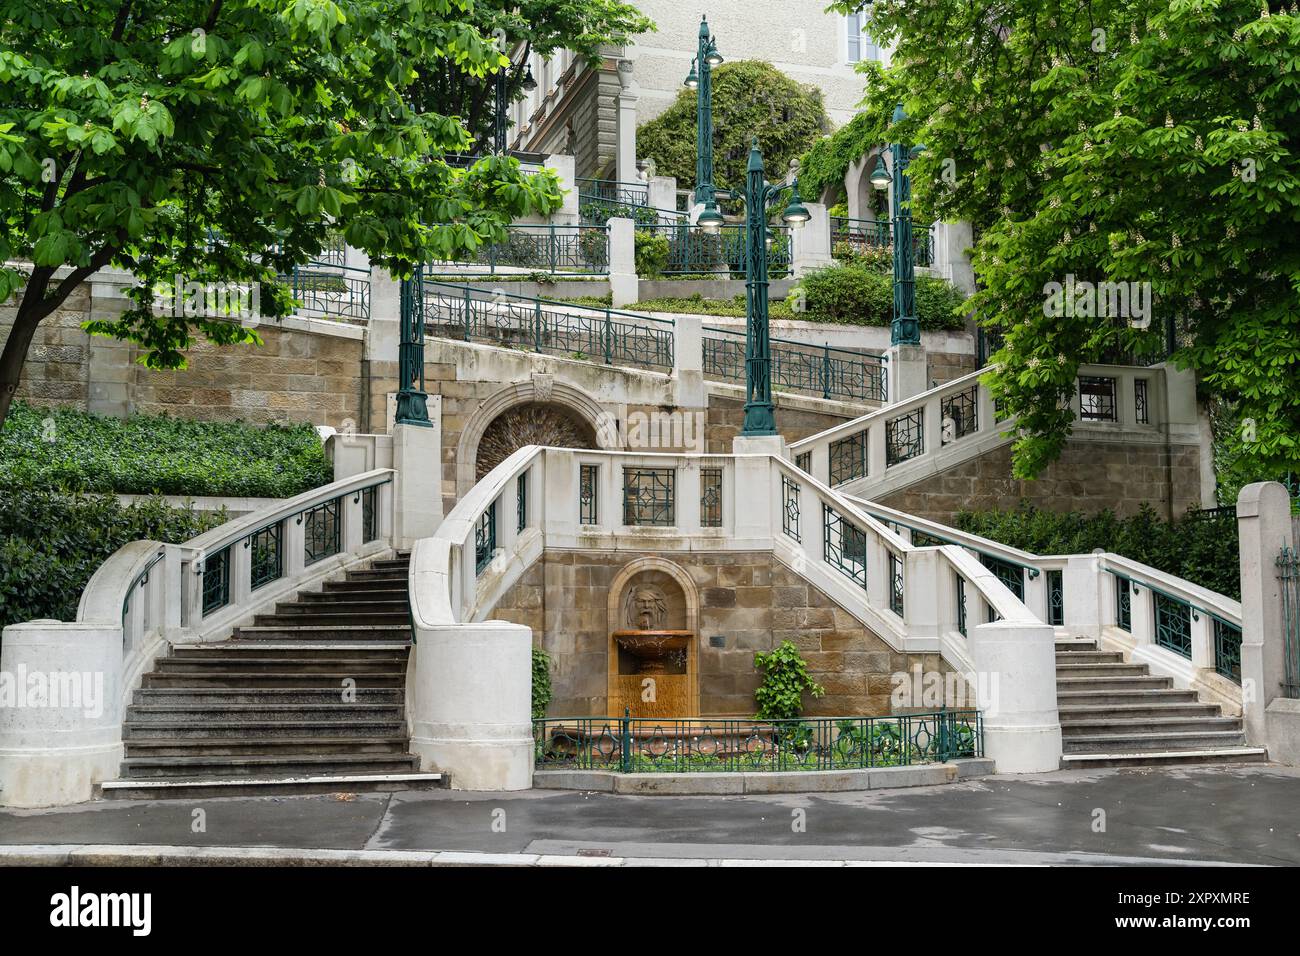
616;60;638;185
647;175;677;214
547;153;579;226
1238;481;1295;745
932;221;976;295
672;313;707;412
968;619;1062;772
608;216;638;308
792;202;833;277
886;344;928;403
407;621;534;790
393;411;443;549
1062;553;1105;639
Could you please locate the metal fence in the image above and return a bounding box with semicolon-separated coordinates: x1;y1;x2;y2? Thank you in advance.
637;223;792;277
421;281;675;372
430;224;610;275
534;710;982;773
576;178;649;207
1281;545;1300;698
830;216;934;267
285;261;371;322
702;327;887;403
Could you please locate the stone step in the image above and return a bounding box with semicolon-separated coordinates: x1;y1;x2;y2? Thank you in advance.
298;589;410;605
1056;675;1174;692
1062;730;1247;754
341;569;409;583
1053;651;1125;664
133;687;404;706
123;719;407;739
122;736;411;758
170;645;408;662
278;597;409;614
252;611;410;627
100;771;444;800
154;657;405;675
126;703;405;722
1059;716;1242;736
118;752;422;779
368;558;411;571
1054;639;1099;652
1058;702;1221;720
1060;748;1269;770
1055;662;1151;678
142;671;406;689
230;625;413;642
322;578;408;592
1056;687;1199;706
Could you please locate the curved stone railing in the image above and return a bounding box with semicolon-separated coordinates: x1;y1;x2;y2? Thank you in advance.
0;469;396;808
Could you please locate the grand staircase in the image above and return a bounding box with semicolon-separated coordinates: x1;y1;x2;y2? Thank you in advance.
101;553;445;799
1056;637;1267;768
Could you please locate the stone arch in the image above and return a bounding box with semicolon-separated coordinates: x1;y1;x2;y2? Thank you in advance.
606;556;701;717
606;556;700;636
845;147;888;221
455;377;606;499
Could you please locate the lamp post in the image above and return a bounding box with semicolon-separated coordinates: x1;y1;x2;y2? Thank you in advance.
396;267;430;426
493;59;538;155
735;138;808;436
684;15;724;230
872;104;924;346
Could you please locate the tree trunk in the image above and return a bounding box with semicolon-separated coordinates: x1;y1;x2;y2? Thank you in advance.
0;305;41;431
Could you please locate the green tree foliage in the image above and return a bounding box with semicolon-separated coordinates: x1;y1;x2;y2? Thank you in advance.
637;61;830;201
411;0;654;156
797;92;890;202
0;0;566;429
833;0;1300;481
753;640;825;720
531;647;553;719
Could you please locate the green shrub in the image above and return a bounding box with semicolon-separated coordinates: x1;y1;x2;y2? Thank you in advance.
753;640;825;720
831;240;892;273
792;265;967;330
0;490;228;632
0;400;331;498
634;230;671;279
953;503;1241;600
531;647;553;719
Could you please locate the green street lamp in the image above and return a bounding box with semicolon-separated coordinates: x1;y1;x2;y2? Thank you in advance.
874;104;925;346
684;15;723;224
396;267;431;426
734;137;807;436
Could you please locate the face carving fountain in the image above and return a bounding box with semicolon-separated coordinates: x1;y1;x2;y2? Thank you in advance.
614;585;690;675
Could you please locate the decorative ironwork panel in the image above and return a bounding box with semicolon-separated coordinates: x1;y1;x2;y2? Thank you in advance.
1116;575;1132;631
888;552;904;617
911;529;947;548
1047;569;1064;627
579;464;599;525
794;452;811;474
701;330;886;403
1213;617;1242;683
623;467;676;527
201;546;231;617
1280;545;1300;698
432;224;610;275
700;467;723;528
361;485;378;543
782;474;801;543
829;218;934;267
302;497;341;565
475;501;497;574
1079;375;1118;422
287;263;371;322
248;523;282;591
517;473;527;533
980;553;1024;601
940;385;979;444
576;178;649;207
956;576;968;637
828;430;868;486
1134;378;1150;425
823;504;868;590
639;223;792;277
886;409;924;467
1154;592;1193;658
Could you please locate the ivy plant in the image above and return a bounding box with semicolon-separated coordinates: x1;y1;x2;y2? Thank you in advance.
753;640;825;720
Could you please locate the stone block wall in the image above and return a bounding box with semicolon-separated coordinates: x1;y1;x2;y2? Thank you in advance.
927;349;978;388
880;438;1204;523
705;394;854;453
1;289;93;410
491;549;965;719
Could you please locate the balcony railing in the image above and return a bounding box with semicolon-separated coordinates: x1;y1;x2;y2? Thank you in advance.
636;223;792;277
702;326;887;403
830;216;934;268
284;260;371;323
576;177;649;207
430;224;610;275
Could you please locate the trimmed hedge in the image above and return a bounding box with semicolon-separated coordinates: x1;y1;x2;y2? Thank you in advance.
0;491;228;632
0;401;331;498
793;266;968;331
953;503;1240;600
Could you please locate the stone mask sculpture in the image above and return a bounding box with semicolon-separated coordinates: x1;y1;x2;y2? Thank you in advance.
627;587;668;631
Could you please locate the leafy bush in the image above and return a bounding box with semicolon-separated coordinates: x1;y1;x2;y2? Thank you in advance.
634;230;670;279
831;240;892;273
753;640;825;720
792;265;967;330
953;503;1241;600
0;490;228;632
0;400;331;498
532;647;553;719
581;201;660;227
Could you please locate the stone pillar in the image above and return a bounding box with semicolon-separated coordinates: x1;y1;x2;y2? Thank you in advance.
608;216;638;308
407;621;534;790
1238;481;1295;745
547;152;579;226
792;202;833;278
886;344;928;403
393;412;443;549
648;175;677;214
932;221;975;295
968;619;1062;773
616;60;638;185
86;274;135;417
364;267;401;434
672;313;707;411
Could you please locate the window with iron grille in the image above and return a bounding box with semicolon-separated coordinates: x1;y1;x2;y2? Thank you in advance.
823;504;868;590
517;473;527;533
794;452;811;474
475;501;497;574
302;497;341;565
980;553;1024;601
782;474;801;542
941;386;979;444
1047;569;1064;626
1079;376;1118;422
1116;576;1132;631
828;431;867;485
579;464;599;524
248;523;282;591
623;467;676;527
1135;378;1150;425
700;467;723;528
889;552;904;616
886;409;924;467
956;576;968;637
201;545;231;616
1214;617;1242;682
1154;592;1193;658
361;485;378;543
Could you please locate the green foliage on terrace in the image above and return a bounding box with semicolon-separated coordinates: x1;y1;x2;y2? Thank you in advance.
637;61;830;202
954;503;1241;600
0;400;331;498
797;99;890;202
793;266;968;330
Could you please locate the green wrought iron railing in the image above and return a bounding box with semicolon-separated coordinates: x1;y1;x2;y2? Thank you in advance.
830;216;934;267
432;224;611;275
701;326;886;403
636;222;792;277
422;281;675;372
576;177;649;207
120;548;167;630
1280;545;1300;697
285;260;371;322
534;710;983;773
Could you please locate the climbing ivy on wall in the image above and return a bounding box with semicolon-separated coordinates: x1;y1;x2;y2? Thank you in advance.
797;94;891;203
637;61;830;202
